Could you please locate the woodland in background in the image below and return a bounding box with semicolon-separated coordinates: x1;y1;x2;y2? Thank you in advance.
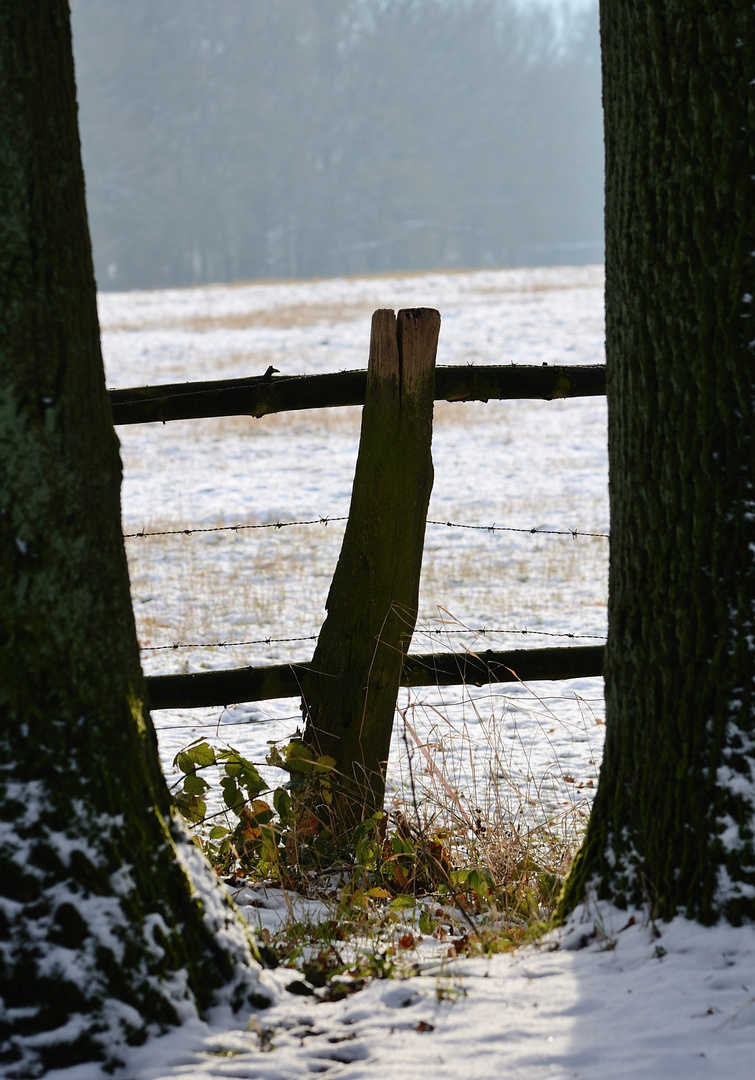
70;0;602;291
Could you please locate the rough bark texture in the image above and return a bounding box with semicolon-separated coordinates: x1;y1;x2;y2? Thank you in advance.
0;5;265;1075
560;1;755;923
303;309;438;824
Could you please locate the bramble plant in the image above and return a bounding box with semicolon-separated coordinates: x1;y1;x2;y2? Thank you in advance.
172;736;339;880
168;722;583;1001
172;731;567;932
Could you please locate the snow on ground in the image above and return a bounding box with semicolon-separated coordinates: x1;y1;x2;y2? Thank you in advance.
46;900;755;1080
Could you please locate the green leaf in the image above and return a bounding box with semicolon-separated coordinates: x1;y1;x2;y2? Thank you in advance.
219;749;266;797
467;869;491;894
220;775;245;812
284;741;314;773
418;910;436;935
174;791;206;824
391;836;415;856
273;787;291;821
174;751;195;775
222;757;242;777
208;825;230;840
516;855;541;874
313;754;336;773
186;741;216;767
247;800;274;828
258;824;280;863
183;774;210;796
388;894;415;912
355;836;379;869
238;763;266;799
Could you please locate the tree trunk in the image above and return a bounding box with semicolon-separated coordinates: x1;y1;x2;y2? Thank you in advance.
0;4;265;1075
559;1;755;924
303;309;439;825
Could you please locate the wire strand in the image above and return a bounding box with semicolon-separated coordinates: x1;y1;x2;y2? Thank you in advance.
139;625;606;652
124;515;608;540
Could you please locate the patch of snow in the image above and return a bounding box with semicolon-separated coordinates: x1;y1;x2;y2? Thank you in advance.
40;903;755;1080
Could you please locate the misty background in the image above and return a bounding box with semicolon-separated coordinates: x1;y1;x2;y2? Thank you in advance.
70;0;603;292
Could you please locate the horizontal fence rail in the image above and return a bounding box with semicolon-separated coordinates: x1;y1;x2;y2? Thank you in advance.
109;363;606;425
144;644;604;710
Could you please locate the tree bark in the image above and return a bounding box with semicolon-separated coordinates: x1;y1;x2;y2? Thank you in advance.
0;4;265;1075
302;309;439;825
559;1;755;924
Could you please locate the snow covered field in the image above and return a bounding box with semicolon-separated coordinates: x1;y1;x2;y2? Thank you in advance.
101;264;608;834
56;266;754;1080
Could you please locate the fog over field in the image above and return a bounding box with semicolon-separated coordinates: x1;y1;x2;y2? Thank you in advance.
70;0;602;291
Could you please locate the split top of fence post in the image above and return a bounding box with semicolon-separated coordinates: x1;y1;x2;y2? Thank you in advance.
302;307;440;827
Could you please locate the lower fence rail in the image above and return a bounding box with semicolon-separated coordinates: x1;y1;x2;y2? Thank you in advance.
144;644;604;711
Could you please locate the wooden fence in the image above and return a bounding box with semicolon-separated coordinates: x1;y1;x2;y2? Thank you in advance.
111;341;606;712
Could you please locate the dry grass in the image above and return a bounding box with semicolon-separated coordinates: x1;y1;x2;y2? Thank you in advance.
206;405;363;439
384;675;602;916
127;524;342;663
106;300;380;334
468;280;599;297
190;399;512;440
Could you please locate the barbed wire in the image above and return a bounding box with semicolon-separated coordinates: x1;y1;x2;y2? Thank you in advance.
414;625;607;641
124;515;608;540
140;633;318;652
123;516;348;539
427;519;608;539
140;625;606;652
153;712;302;732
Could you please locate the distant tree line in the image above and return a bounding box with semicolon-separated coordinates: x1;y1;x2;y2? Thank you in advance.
70;0;603;290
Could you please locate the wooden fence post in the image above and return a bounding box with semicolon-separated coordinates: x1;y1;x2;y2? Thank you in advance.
302;308;440;826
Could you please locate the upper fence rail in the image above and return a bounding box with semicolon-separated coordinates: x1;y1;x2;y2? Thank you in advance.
108;363;606;425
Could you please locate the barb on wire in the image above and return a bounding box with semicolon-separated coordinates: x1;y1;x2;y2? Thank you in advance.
124;514;608;541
